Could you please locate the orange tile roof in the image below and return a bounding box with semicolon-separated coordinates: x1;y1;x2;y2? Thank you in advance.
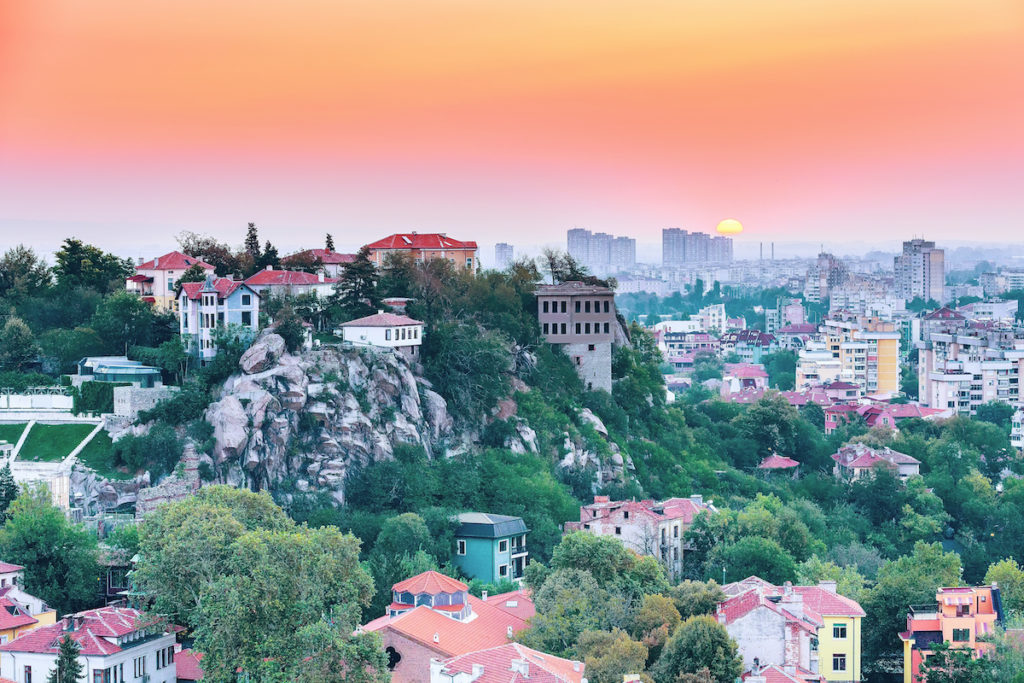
137;251;214;272
438;643;585;683
392;570;467;595
484;589;536;621
365;233;477;251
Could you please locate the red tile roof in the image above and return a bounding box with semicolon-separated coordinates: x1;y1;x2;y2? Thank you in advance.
0;562;24;573
792;585;866;618
176;649;205;680
724;363;769;379
392;570;467;595
777;324;819;335
244;270;337;286
364;233;478;251
484;590;536;622
180;277;249;301
126;274;153;283
0;607;158;656
743;665;825;683
924;307;966;320
758;454;800;469
283;249;356;265
137;251;214;272
0;595;38;631
717;589;817;635
438;643;584;683
340;312;423;328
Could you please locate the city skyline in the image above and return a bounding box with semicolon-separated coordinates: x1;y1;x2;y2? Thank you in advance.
2;0;1022;254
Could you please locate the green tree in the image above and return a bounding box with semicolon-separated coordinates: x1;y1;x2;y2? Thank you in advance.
52;238;132;294
916;641;993;682
174;262;209;295
90;291;157;354
0;317;38;371
325;233;335;251
796;556;867;604
176;231;240;277
45;634;85;683
520;568;628;657
0;245;51;300
651;615;742;683
668;580;727;619
38;327;106;374
333;246;380;319
244;222;261;259
257;239;280;271
985;559;1024;616
708;536;797;584
763;350;798;389
975;401;1015;431
0;486;101;614
576;628;648;683
630;594;680;662
0;464;19;520
422;322;510;423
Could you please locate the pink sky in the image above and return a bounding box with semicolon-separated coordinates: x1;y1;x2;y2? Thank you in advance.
1;0;1022;257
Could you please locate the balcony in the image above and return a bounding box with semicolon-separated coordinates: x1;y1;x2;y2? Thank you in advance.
909;604;940;620
510;542;528;558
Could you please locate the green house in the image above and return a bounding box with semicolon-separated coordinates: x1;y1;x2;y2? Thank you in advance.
453;512;528;584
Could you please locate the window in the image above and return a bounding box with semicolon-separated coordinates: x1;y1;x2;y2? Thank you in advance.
94;668;110;683
953;628;971;642
134;656;146;677
585;323;591;334
542;301;549;313
457;540;466;555
498;540;509;553
575;301;581;313
588;344;595;351
623;511;629;519
833;623;847;639
499;564;508;577
614;526;621;535
560;301;566;313
560;323;566;334
24;666;31;683
241;311;252;326
575;323;581;334
604;322;609;334
167;279;175;292
832;654;846;671
543;323;549;335
585;301;591;313
385;329;391;340
673;525;679;538
604;301;610;313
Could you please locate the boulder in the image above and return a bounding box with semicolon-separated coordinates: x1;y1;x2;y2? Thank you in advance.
239;333;286;374
206;396;249;464
578;408;609;437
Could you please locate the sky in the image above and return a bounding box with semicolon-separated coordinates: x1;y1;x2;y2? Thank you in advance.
1;0;1022;260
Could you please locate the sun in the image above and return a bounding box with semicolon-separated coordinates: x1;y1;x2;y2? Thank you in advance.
716;218;743;235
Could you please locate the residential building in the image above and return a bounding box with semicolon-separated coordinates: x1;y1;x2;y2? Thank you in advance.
429;643;585;683
894;239;945;303
339;311;424;360
796;342;843;388
899;585;1004;683
0;605;177;683
126;251;214;311
177;276;261;364
830;444;920;481
1013;408;1024;452
536;281;618;392
73;357;163;388
804;254;848;304
957;299;1019;325
359;571;533;683
695;304;728;333
610;236;637;270
822;315;901;395
364;233;478;270
720;364;769;398
244;267;337;298
564;495;715;581
282;248;355;277
719;330;778;364
0;562;56;646
718;577;865;683
918;307;967;345
917;327;1024;414
453;513;528;584
743;663;825;683
565;229;634;275
662;229;733;266
494;243;514;270
174;650;204;683
765;299;806;336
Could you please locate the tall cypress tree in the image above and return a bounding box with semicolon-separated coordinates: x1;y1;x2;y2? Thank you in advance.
46;635;84;683
325;233;335;252
0;463;18;520
333;246;380;319
244;222;261;259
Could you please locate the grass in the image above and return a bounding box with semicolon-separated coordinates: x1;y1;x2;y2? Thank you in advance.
18;423;97;462
0;423;27;448
75;431;135;480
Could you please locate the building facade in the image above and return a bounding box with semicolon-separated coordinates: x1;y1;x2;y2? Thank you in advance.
453;513;528;584
536;281;617;392
0;562;56;646
178;276;261;364
494;243;514;270
243;268;337;298
894;239;945;303
662;229;733;266
822;316;900;395
126;251;214;311
917;328;1024;414
339;311;424;359
364;233;478;270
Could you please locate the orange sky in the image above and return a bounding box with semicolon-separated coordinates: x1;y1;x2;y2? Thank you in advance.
1;0;1022;256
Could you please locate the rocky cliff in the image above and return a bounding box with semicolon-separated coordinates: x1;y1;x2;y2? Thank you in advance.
203;333;455;503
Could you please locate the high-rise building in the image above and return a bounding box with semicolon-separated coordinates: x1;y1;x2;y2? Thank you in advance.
567;228;591;263
822;313;901;395
494;243;514;269
565;229;635;274
610;236;636;269
662;228;732;266
894;239;945;303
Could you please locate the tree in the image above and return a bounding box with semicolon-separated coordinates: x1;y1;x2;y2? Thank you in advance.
708;536;797;584
520;568;628;657
90;291;157;354
796;556;867;604
0;464;18;520
985;559;1024;616
668;580;726;619
651;615;742;683
422;322;511;423
763;350;797;390
975;401;1015;431
631;594;680;662
38;327;105;374
174;262;209;295
333;246;380;319
0;317;38;371
177;231;240;277
325;233;335;251
0;486;101;614
270;305;306;354
576;629;648;683
45;635;84;683
52;238;132;294
244;222;261;259
257;239;280;271
916;641;993;682
0;245;51;300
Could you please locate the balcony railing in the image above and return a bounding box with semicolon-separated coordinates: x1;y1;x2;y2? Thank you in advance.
909;603;940;619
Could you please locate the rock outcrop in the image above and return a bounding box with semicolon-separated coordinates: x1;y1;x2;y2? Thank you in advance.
203;334;455;503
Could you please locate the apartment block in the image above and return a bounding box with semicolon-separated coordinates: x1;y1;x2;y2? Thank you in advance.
536;281;617;392
917;328;1024;414
662;228;733;266
494;242;514;270
894;239;945;303
822;315;900;396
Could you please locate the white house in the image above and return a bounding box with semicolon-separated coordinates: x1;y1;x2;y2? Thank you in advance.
0;606;177;683
339;311;424;359
178;276;261;364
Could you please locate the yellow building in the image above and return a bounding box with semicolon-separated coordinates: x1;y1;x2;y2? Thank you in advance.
816;612;863;682
824;315;901;396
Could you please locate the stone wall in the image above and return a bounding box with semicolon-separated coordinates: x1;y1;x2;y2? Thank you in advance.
562;341;612;393
113;385;180;419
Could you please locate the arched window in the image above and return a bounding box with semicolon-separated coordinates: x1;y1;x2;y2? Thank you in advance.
385;647;401;670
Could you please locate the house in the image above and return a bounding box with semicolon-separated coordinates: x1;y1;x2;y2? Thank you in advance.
563;495;715;581
536;281;618;392
823;405;859;435
178;276;261;364
0;605;177;683
359;571;532;683
744;663;825;683
364;233;478;270
899;584;1004;683
282;248;356;277
243;267;338;298
1012;408;1024;452
775;324;819;351
73;357;163;389
174;649;203;682
453;514;528;585
718;577;865;683
0;562;56;645
757;454;800;475
822;382;860;403
830;444;920;481
822;315;901;396
720;364;769;397
126;251;215;311
339;312;424;360
719;330;778;364
429;643;584;683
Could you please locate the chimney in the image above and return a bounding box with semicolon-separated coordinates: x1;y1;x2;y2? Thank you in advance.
318;271;324;283
137;257;144;266
819;580;838;594
507;625;514;639
510;659;529;676
265;264;272;271
481;590;488;601
471;663;485;680
433;632;440;643
154;257;159;267
689;494;703;507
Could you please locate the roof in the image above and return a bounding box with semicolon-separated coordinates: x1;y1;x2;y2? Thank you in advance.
0;606;158;656
126;274;153;283
924;307;966;320
792;585;866;618
361;593;527;658
136;251;213;272
724;363;769;379
717;588;818;635
758;454;800;469
721;330;777;346
536;281;614;296
437;643;584;683
826;381;860;390
743;665;825;683
244;269;337;286
180;276;250;301
0;594;38;631
777;324;818;335
0;562;23;574
283;248;356;265
175;649;205;680
392;570;468;595
484;590;536;622
364;233;478;251
831;444;920;469
457;513;529;539
340;311;423;327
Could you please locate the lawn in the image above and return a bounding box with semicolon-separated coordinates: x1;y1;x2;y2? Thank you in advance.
0;423;27;448
75;431;136;481
17;423;97;462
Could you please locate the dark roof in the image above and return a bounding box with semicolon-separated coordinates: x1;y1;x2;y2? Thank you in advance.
456;513;529;539
536;281;614;296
